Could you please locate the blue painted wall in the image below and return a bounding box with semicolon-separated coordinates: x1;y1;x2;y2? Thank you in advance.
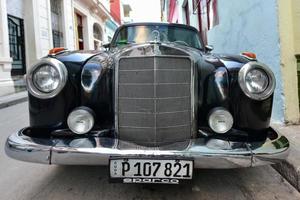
207;0;284;122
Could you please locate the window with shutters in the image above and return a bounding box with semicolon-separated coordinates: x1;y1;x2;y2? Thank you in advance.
50;0;63;47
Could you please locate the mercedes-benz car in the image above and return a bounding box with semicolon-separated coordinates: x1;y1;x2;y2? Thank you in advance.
5;22;289;184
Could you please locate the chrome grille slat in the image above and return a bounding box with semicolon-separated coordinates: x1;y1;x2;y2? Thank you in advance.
119;69;191;71
117;56;192;144
119;110;191;114
119;124;191;129
154;56;157;144
119;96;190;99
119;83;190;85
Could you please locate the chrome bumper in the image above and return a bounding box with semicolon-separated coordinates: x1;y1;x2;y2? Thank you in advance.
5;128;289;168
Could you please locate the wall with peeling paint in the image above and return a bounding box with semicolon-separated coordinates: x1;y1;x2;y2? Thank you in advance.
207;0;285;123
293;0;300;55
277;0;299;123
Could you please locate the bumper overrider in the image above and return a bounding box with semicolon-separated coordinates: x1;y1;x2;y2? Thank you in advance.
5;127;289;168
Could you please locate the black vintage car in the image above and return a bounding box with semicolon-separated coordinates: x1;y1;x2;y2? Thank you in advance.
6;22;289;184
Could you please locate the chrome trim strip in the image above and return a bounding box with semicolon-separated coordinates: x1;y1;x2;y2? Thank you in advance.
26;57;68;99
119;83;190;86
238;61;276;100
119;124;191;129
114;55;119;135
5;128;289;168
119;96;190;100
119;110;191;114
119;69;191;72
191;55;197;138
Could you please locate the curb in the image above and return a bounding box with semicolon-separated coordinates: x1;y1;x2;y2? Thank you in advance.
272;125;300;192
0;91;28;109
273;159;300;192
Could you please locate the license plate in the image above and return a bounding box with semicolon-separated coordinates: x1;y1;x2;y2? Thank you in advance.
109;158;193;184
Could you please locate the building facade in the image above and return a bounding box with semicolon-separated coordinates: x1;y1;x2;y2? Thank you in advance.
110;0;132;24
0;0;123;96
162;0;300;124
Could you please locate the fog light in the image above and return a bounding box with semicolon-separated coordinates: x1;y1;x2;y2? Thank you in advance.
208;108;233;134
67;107;94;134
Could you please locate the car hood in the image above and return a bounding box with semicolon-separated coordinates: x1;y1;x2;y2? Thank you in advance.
111;42;202;57
111;43;250;70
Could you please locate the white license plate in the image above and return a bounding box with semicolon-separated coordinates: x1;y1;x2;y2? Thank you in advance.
109;158;193;184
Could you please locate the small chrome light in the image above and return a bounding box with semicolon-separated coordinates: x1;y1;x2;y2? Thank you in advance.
208;108;233;134
239;62;275;100
67;107;95;135
27;58;68;99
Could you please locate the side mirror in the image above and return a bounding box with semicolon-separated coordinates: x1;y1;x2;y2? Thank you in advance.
102;43;111;49
205;45;214;52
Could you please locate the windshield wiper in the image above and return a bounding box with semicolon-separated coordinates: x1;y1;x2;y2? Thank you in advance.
167;41;203;51
116;40;136;45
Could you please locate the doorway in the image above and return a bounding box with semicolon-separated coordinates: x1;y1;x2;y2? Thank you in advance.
75;13;84;50
93;23;103;50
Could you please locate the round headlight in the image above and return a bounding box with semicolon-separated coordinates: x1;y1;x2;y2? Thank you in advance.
33;65;60;93
239;62;275;100
208;108;233;134
67;107;95;134
27;58;68;99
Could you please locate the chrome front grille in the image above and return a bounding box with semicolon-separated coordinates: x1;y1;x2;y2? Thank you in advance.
116;56;193;145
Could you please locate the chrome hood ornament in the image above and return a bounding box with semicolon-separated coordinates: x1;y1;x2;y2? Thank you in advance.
151;30;161;55
151;30;161;43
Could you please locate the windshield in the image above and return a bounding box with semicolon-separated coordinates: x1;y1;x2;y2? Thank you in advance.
112;25;203;49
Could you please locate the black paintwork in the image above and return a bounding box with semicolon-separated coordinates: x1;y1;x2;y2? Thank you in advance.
81;53;114;129
28;23;273;142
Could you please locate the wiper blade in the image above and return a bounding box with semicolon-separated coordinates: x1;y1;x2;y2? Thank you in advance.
168;41;203;51
116;40;135;45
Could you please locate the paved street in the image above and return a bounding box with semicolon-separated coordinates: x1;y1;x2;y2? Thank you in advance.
0;102;300;200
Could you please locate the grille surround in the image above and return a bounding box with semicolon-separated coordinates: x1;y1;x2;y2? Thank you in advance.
115;55;197;145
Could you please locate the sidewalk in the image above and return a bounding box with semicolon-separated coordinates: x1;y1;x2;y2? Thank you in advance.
0;76;27;109
0;91;28;109
0;75;26;97
273;124;300;192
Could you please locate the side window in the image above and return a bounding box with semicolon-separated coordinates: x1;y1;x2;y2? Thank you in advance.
115;28;129;45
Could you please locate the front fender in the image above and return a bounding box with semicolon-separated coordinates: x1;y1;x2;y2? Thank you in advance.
28;51;102;128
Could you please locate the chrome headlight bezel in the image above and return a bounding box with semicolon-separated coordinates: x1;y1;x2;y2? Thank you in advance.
26;58;68;99
238;62;275;100
208;107;234;134
67;107;95;135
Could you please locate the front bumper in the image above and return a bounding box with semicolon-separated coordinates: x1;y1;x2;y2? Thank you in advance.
5;128;289;168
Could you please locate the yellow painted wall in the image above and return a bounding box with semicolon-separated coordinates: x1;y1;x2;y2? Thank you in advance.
293;0;300;54
278;0;300;123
